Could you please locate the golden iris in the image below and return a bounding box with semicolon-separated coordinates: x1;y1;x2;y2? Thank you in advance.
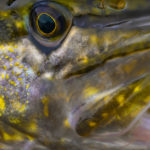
36;13;56;37
29;1;72;48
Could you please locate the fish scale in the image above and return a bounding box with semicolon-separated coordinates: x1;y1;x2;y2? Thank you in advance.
0;45;35;121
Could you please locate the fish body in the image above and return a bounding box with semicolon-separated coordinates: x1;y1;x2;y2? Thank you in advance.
0;0;150;149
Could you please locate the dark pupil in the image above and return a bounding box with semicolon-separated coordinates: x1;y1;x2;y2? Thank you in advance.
38;14;55;34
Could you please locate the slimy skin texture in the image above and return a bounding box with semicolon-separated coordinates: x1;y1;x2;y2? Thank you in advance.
0;0;150;150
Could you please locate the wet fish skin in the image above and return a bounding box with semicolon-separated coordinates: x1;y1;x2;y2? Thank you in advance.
0;0;150;150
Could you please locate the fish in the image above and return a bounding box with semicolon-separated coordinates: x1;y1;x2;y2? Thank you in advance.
0;0;150;149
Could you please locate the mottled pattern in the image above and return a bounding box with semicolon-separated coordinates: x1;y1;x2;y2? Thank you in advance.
0;45;35;121
0;0;150;150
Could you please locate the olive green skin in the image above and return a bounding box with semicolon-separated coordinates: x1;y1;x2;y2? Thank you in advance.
0;0;150;149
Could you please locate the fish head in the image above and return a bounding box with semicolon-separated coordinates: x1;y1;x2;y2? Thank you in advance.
0;0;150;149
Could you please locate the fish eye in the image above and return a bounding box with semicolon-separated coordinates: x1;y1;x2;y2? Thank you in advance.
29;1;72;48
37;13;56;36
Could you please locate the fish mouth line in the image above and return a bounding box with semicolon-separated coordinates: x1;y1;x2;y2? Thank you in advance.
64;47;150;79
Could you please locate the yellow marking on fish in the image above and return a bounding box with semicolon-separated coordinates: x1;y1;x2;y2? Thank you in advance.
27;120;37;133
25;73;28;77
64;119;71;128
18;78;22;81
108;0;126;10
0;11;9;17
9;117;21;124
4;56;9;59
90;35;98;45
9;58;13;61
102;113;108;118
26;100;29;104
13;102;26;113
9;63;13;67
0;45;4;48
2;73;5;79
80;56;89;64
19;65;24;69
8;47;14;52
19;104;26;113
24;68;28;71
84;87;99;98
3;65;7;70
12;70;14;74
26;84;30;90
15;62;20;66
144;96;150;103
133;86;141;93
9;80;17;86
3;132;24;141
20;81;23;85
15;21;24;29
13;45;18;48
16;73;22;76
117;95;124;107
88;121;97;127
0;96;5;116
42;97;49;117
6;74;9;79
27;135;34;141
15;92;18;96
